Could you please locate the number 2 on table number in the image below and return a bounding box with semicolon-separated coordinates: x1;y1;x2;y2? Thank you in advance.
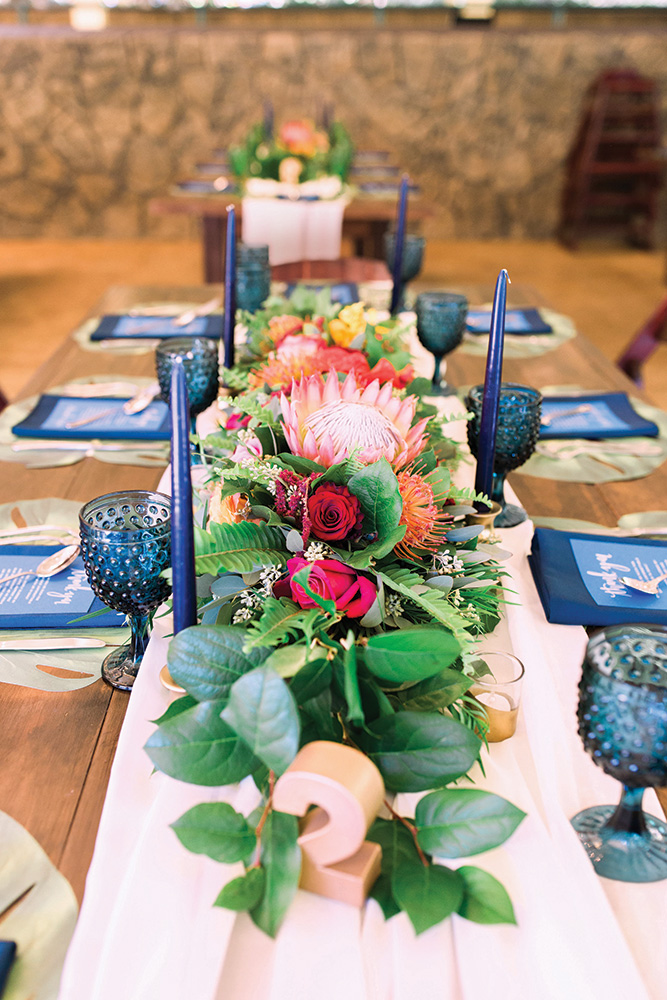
273;741;385;908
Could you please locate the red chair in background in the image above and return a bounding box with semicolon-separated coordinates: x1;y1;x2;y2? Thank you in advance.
617;295;667;385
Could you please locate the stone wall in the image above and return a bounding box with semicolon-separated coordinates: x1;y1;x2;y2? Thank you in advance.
0;25;665;240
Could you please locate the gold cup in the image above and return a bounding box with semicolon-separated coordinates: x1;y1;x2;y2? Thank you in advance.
471;650;524;743
465;500;502;544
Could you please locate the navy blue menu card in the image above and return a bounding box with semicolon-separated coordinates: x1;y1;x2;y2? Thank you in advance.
90;314;223;341
466;308;552;336
529;528;667;626
539;393;659;440
12;395;170;441
0;941;16;997
0;546;125;629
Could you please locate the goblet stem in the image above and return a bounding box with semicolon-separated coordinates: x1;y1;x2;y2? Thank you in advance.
605;785;648;837
491;470;528;529
129;612;151;664
101;613;151;692
431;353;443;392
189;415;204;466
489;470;506;508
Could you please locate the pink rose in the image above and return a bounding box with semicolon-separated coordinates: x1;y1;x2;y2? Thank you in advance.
276;334;327;363
274;557;376;618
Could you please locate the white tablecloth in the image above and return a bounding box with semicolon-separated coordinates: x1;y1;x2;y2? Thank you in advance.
241;197;347;266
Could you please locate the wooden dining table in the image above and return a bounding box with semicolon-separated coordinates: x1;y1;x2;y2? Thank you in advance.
1;280;666;908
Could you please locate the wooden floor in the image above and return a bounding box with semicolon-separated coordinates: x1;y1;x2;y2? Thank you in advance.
0;237;665;404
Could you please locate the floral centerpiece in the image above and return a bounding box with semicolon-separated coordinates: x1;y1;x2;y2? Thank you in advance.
231;286;418;394
229;119;354;187
145;354;526;938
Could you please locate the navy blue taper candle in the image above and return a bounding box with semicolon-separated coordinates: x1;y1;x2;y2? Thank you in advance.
389;174;409;315
474;269;509;500
170;360;197;633
223;205;236;370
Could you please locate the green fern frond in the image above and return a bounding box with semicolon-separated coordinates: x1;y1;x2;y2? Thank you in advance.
194;521;286;575
379;567;472;642
243;597;327;650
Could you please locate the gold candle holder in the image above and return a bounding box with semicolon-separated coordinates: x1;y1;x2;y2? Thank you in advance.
465;500;502;544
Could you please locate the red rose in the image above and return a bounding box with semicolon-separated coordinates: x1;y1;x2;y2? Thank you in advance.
275;557;376;618
307;483;362;541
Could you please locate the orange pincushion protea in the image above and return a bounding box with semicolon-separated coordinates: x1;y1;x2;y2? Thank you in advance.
395;470;450;559
280;370;429;469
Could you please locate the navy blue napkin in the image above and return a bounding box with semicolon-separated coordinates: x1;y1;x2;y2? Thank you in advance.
0;545;126;629
539;392;659;440
12;395;170;442
466;307;552;336
90;314;223;342
529;528;667;626
0;941;16;997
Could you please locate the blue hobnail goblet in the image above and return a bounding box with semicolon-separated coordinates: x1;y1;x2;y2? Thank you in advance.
572;624;667;882
383;232;426;311
465;382;542;528
236;243;271;313
156;337;220;436
79;491;171;692
415;292;468;395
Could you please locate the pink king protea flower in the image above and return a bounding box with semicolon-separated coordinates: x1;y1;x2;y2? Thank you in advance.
280;370;429;469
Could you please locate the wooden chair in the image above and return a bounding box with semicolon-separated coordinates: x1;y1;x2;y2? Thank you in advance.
616;294;667;384
271;257;391;283
559;69;663;249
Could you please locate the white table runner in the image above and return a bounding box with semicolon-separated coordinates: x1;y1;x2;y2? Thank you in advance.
57;503;667;1000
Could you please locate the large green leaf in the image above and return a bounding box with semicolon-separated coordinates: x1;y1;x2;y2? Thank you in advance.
357;712;481;792
194;521;287;575
416;789;526;858
341;642;364;726
392;863;464;935
457;866;517;925
289;657;332;705
215;867;266;912
397;669;473;712
167;625;272;702
348;458;403;543
249;810;301;938
221;667;300;775
170;802;257;864
367;817;418;919
363;628;460;685
144;700;258;786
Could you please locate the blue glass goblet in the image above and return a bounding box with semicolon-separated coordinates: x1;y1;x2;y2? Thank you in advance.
572;624;667;882
415;292;468;395
79;491;171;692
236;243;271;313
383;232;426;311
156;337;219;453
465;382;542;528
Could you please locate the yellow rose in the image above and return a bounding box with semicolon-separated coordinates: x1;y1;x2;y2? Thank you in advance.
328;303;366;348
